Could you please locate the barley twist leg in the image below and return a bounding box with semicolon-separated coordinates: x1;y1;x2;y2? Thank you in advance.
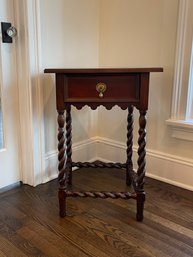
136;110;146;222
126;105;134;186
57;110;67;217
66;106;72;186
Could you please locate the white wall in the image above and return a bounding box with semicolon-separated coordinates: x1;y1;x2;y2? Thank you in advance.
98;0;193;159
96;0;193;190
40;0;99;152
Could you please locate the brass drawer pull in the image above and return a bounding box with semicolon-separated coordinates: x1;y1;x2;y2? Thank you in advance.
96;83;107;98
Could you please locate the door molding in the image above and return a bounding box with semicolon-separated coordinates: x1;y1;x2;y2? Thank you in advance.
14;0;45;186
0;40;6;151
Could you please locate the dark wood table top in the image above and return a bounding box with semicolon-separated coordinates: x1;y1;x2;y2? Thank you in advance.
44;68;163;74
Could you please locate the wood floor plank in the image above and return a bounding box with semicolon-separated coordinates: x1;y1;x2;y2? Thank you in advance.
0;250;7;257
0;221;44;257
68;211;155;257
0;168;193;256
100;199;193;257
7;198;111;257
69;202;169;257
19;220;91;257
17;226;69;257
0;234;28;257
94;198;193;252
145;211;193;244
35;213;116;257
69;197;193;257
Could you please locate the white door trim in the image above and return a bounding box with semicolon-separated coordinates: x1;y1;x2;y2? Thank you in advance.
166;0;193;140
14;0;45;186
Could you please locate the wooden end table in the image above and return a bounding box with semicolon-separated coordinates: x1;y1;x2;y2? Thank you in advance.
44;68;163;221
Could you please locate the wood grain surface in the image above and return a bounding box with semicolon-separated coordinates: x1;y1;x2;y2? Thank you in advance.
0;167;193;257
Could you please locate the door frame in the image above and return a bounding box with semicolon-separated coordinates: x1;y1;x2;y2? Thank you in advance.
14;0;45;186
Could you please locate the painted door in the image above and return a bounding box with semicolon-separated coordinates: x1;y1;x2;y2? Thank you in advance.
0;0;20;188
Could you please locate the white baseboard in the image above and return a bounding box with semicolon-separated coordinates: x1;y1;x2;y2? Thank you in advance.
44;136;193;191
97;137;193;191
43;138;98;184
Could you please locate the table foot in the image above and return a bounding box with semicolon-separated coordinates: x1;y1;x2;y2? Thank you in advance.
58;188;66;217
136;192;145;222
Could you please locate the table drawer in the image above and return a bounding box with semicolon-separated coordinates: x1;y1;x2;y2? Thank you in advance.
66;75;140;101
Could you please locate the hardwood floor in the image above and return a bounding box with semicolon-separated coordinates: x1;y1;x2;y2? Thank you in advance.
0;168;193;257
